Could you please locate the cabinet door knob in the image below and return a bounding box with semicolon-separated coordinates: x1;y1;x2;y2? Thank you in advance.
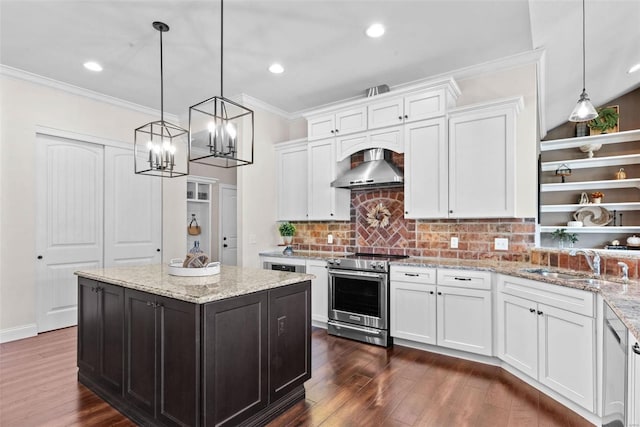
156;248;161;252
223;244;228;248
537;310;543;316
437;292;442;295
633;343;640;355
449;210;453;214
330;130;335;134
330;213;334;216
529;308;535;313
335;129;339;133
404;115;408;119
398;116;403;120
429;291;434;295
405;211;408;215
37;255;43;260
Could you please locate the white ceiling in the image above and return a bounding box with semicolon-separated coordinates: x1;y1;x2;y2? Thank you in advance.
1;0;639;132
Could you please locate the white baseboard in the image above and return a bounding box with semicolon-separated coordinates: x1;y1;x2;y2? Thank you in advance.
0;323;37;343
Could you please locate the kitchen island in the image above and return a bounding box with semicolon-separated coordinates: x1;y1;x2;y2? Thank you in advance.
75;264;313;427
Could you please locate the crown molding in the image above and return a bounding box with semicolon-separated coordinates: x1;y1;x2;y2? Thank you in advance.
0;64;180;123
235;93;297;121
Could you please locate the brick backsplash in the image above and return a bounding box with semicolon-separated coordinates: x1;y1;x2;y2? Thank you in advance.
290;188;536;261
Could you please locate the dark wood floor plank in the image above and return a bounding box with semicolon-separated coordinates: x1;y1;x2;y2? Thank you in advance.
0;326;593;427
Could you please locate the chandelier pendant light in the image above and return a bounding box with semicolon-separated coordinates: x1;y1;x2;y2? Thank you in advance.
568;0;598;122
134;21;189;177
188;0;254;168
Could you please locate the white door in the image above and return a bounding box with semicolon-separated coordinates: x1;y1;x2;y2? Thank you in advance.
104;147;161;267
436;286;492;356
390;281;437;344
538;304;595;411
219;185;237;266
496;292;538;378
36;135;104;333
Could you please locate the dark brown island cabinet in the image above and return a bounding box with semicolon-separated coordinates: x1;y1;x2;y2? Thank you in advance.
77;277;311;427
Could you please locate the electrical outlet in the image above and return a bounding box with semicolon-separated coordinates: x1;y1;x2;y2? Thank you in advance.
450;237;459;249
327;233;334;244
494;238;509;251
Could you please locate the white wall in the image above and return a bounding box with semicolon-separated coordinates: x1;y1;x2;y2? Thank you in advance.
237;103;291;268
456;63;538;218
0;73;187;338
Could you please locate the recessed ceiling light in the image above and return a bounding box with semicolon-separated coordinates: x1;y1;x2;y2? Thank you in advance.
269;63;284;74
628;63;640;74
366;23;385;38
83;61;103;72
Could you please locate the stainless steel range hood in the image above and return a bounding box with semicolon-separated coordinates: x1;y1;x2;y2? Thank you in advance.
331;148;403;189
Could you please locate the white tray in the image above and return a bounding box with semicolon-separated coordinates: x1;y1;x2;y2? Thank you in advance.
168;259;221;277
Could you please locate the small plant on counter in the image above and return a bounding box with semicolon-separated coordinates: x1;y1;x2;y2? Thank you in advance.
550;228;578;248
278;221;296;237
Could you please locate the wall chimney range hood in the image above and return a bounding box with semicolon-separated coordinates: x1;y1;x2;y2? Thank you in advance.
331;148;403;189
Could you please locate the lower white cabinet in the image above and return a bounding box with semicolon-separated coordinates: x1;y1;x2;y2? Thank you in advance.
629;332;640;427
390;267;492;356
306;260;328;327
390;276;437;344
497;275;595;412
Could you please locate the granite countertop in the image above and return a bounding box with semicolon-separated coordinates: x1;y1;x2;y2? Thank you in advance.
75;264;314;304
258;251;640;342
259;250;352;261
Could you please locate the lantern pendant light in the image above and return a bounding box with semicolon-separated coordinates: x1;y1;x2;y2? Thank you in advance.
568;0;598;122
134;21;189;178
188;0;254;168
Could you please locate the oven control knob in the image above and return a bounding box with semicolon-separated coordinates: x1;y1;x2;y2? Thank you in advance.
335;259;341;265
328;259;335;265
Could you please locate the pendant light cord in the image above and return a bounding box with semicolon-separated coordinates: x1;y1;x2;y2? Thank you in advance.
160;27;164;123
220;0;224;98
582;0;586;92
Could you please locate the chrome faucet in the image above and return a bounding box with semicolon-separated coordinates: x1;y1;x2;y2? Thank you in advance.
617;261;629;282
569;249;601;277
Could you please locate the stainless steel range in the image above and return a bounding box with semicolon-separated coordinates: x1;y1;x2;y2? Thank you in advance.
327;252;408;347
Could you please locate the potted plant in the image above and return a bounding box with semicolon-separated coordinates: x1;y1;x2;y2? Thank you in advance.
591;191;604;204
278;222;296;245
550;228;579;248
588;106;619;135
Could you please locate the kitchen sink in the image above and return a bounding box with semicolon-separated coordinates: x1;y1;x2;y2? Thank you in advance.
519;268;584;280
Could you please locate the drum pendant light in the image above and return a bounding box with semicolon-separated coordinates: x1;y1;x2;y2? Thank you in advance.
188;0;254;168
134;22;189;177
568;0;598;122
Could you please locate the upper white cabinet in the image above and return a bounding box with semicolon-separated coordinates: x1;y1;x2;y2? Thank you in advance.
404;117;448;218
335;126;404;161
308;139;350;220
307;107;367;141
367;88;459;130
448;97;523;218
275;139;308;221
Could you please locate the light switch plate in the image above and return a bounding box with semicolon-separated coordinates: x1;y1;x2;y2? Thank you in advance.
494;238;509;251
450;237;459;249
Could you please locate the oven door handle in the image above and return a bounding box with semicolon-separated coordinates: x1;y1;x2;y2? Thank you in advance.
328;269;385;280
328;321;381;335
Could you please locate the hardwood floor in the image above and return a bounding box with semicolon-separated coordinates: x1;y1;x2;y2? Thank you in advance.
0;327;592;426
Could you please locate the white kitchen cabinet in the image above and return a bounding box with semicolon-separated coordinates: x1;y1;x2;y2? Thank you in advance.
306;260;328;327
335;126;404;161
367;88;456;130
307;107;367;141
275;140;308;221
448;98;522;218
497;274;595;412
390;266;492;356
390;266;437;344
404;117;448;219
629;332;640;426
436;269;493;356
308;139;350;220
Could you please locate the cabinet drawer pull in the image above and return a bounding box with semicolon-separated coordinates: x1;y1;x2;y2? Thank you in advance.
404;273;419;277
633;343;640;355
437;292;442;295
454;277;472;281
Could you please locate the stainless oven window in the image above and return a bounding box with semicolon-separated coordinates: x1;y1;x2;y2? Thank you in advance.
330;271;384;318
